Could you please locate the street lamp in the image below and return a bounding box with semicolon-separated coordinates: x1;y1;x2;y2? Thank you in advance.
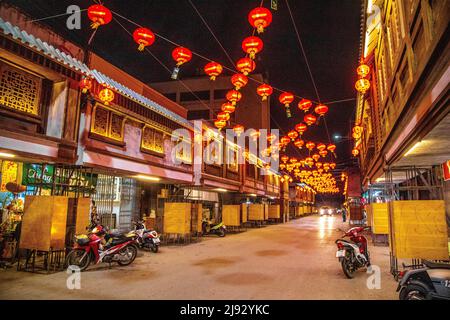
333;134;352;143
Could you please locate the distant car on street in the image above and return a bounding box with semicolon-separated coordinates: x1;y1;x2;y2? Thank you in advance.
319;206;334;216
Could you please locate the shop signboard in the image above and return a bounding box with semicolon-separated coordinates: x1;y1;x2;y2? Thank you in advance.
22;164;98;190
21;163;54;186
443;160;450;181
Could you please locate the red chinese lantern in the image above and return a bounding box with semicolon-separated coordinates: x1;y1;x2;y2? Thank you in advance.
280;136;291;146
242;36;264;59
316;162;323;169
281;155;289;163
98;87;114;105
294;139;304;149
87;5;112;29
217;112;230;122
355;78;370;94
221;102;235;114
312;154;321;162
231;73;248;90
352;125;363;140
327;144;337;153
319;150;328;157
317;143;326;151
172;47;192;66
298;99;312;113
288;130;299;141
306;141;316;151
79;77;92;94
133;27;155;51
226;90;242;105
214;119;226;130
304;114;317;126
236;58;256;75
233;124;244;136
248;7;273;34
256;84;273;101
314;104;329;117
330;162;336;170
204;61;223;81
279;92;295;118
357;63;370;78
295;123;308;135
352;148;359;157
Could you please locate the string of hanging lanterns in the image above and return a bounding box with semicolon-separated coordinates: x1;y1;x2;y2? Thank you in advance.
208;4;274;130
83;3;335;130
83;2;339;187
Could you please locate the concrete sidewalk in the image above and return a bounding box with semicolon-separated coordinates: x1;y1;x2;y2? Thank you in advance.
0;215;398;299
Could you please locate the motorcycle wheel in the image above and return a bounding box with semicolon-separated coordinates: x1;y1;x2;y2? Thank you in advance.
66;249;91;271
117;245;137;266
341;255;355;279
399;284;427;300
151;244;159;253
217;228;226;237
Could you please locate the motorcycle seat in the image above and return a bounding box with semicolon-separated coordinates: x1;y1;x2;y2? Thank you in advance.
105;237;130;248
423;260;450;270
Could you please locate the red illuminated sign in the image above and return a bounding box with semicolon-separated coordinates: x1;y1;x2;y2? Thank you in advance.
443;160;450;181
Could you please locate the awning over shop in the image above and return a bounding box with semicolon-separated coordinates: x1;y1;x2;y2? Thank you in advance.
82;150;193;184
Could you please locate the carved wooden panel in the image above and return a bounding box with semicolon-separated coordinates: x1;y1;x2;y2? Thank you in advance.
154;131;164;153
91;104;125;142
226;145;239;173
141;126;155;150
92;106;109;136
141;126;164;154
0;62;41;116
110;113;124;141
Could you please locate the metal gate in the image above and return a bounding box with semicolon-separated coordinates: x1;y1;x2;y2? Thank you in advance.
118;178;141;233
93;174;117;229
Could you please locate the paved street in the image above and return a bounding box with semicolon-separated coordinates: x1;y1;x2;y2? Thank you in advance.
0;215;397;300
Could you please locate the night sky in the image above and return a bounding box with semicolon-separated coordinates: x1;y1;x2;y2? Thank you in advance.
5;0;361;171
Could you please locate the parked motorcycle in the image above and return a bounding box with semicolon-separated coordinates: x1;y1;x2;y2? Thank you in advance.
66;225;138;271
132;221;160;253
397;260;450;300
202;219;226;237
335;226;371;278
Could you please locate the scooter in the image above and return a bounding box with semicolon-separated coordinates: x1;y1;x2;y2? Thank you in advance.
66;225;138;271
335;226;371;278
132;221;160;253
397;260;450;300
202;219;226;237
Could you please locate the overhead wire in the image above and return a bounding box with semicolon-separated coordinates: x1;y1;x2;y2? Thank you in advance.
285;0;335;148
187;0;235;67
15;8;87;26
112;17;218;118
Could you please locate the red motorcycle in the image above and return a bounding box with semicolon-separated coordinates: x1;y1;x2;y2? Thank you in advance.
66;225;138;271
335;226;371;278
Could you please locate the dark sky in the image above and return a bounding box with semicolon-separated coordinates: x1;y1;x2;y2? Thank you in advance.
6;0;360;166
